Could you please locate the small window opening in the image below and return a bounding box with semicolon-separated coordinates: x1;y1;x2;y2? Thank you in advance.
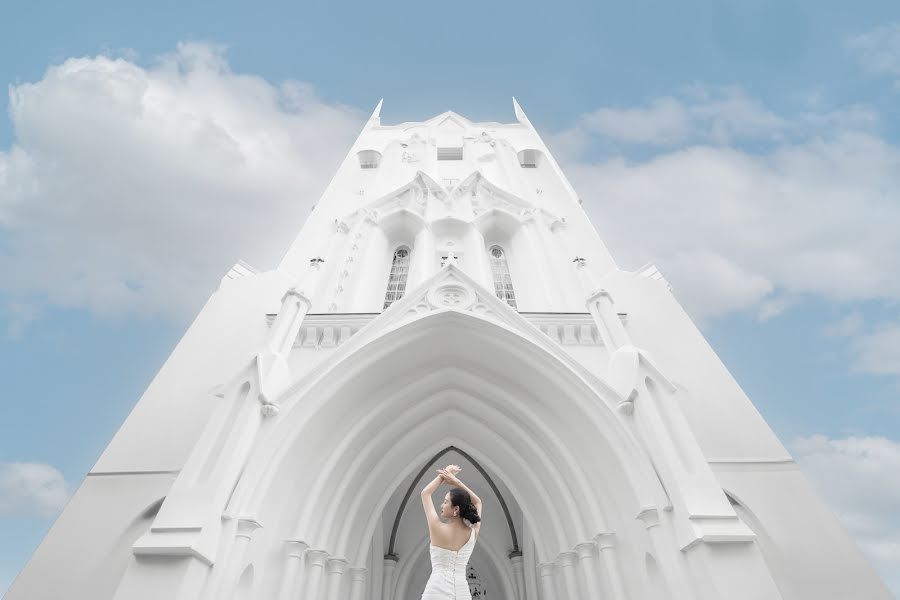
518;149;540;168
437;147;463;160
358;150;382;169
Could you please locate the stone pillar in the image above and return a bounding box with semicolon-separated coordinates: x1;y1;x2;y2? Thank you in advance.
348;566;368;600
410;225;436;290
276;539;308;600
557;551;579;598
325;557;349;600
573;258;631;350
382;555;398;600
636;508;693;600
575;542;602;599
266;257;325;357
509;551;527;600
304;550;330;600
595;533;629;600
209;517;261;600
538;562;557;600
473;228;495;291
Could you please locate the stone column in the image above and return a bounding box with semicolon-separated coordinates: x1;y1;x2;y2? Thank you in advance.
266;257;325;357
348;566;368;600
595;533;628;600
575;542;602;599
636;509;694;600
276;539;308;600
557;551;579;598
537;562;557;600
304;550;330;600
410;224;436;290
573;258;631;350
381;555;398;600
509;551;527;600
473;228;495;291
325;557;349;600
209;517;261;600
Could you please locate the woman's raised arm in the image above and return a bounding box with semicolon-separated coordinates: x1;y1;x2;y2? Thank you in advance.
420;472;444;528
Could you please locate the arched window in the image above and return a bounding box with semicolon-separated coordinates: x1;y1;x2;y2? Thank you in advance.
489;245;517;309
383;247;411;309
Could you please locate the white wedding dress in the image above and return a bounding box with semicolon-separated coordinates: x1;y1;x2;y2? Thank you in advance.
421;526;476;599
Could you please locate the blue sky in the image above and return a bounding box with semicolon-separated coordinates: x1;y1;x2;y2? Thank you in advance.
2;0;900;595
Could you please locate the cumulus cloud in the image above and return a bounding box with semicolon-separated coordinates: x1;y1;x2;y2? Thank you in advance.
553;88;900;324
576;85;784;146
0;462;70;517
824;314;900;377
848;23;900;86
792;435;900;594
0;43;365;323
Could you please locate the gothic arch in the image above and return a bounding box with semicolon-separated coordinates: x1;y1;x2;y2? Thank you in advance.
228;308;665;569
388;445;520;555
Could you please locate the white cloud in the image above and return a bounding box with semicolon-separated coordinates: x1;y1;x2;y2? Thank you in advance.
0;462;70;517
577;85;784;146
792;435;900;594
0;43;365;322
755;295;794;322
582;97;692;145
850;324;900;377
848;23;900;86
822;311;866;338
557;91;900;324
822;314;900;377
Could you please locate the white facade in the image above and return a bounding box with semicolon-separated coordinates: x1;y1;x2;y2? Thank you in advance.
7;101;892;600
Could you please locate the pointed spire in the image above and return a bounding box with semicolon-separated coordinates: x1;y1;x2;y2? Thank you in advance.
368;99;384;127
512;96;532;127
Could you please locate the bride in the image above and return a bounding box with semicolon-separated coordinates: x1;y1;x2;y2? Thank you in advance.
419;464;483;599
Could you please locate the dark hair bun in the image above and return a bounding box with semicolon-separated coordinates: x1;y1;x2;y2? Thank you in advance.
449;487;482;524
461;502;481;524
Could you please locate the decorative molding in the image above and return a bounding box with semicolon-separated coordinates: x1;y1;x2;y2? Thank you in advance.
636;262;673;291
636;507;661;529
87;469;180;477
574;542;595;559
235;518;263;539
305;549;330;567
265;311;614;349
707;458;798;472
326;557;349;574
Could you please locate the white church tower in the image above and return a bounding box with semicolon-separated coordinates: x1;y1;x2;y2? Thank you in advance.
8;101;892;600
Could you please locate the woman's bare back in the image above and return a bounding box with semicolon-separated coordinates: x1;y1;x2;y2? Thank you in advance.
430;523;478;551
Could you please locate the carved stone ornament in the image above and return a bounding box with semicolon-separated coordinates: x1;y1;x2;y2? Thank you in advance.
427;284;475;310
260;403;281;418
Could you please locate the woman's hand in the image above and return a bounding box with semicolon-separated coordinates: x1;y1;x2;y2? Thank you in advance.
435;465;461;483
438;468;463;487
